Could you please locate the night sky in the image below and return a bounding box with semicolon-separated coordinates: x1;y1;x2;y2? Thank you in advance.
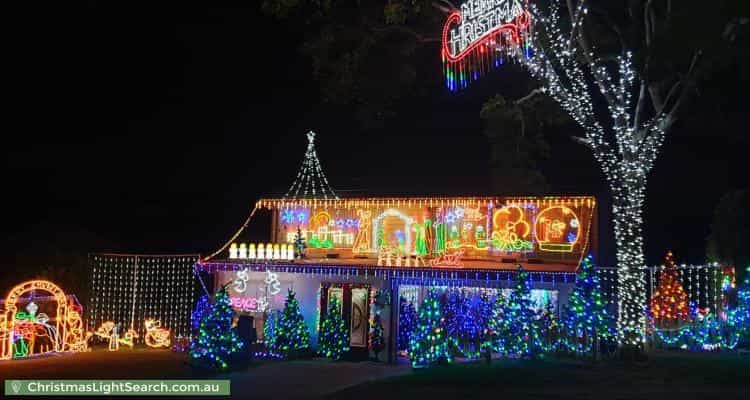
3;2;748;290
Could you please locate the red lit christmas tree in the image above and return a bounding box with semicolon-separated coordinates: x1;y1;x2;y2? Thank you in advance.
650;251;689;329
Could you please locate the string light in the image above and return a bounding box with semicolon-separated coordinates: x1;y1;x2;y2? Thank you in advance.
284;131;338;200
88;254;198;341
475;0;670;345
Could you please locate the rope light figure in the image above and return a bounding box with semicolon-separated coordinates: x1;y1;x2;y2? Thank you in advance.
0;280;87;359
284;131;338;200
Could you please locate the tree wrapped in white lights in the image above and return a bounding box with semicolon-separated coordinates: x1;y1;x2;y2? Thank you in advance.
506;0;710;346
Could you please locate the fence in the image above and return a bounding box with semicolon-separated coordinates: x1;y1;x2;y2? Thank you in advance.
596;263;727;318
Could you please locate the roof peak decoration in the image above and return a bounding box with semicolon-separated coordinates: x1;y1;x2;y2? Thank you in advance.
284;130;338;200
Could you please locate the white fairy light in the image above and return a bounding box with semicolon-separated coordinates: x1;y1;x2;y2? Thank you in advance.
284;131;338;200
506;0;675;345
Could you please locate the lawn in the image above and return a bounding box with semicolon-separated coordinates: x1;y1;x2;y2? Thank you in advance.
329;352;750;400
0;348;197;379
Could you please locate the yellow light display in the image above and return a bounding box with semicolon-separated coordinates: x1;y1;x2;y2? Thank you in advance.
90;322;138;351
0;280;86;360
534;205;581;252
211;196;596;268
144;319;171;348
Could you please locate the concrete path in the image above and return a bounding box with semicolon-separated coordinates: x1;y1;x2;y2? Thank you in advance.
222;359;411;399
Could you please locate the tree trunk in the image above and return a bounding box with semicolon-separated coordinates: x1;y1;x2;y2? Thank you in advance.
611;178;648;348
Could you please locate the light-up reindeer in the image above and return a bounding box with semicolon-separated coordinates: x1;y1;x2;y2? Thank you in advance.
144;319;170;348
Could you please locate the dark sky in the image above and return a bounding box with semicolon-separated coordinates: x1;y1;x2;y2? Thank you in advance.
3;2;748;284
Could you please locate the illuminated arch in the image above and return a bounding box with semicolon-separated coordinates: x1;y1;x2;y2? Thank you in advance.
1;280;84;359
372;209;415;253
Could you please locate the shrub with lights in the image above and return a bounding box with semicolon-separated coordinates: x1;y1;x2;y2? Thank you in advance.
561;255;613;355
273;288;311;359
408;289;457;368
188;286;244;370
397;296;416;354
318;296;349;360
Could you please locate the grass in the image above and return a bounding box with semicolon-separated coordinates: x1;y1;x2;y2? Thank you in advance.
328;352;750;400
0;347;261;379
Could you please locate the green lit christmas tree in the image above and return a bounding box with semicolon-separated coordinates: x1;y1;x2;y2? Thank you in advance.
500;266;538;357
318;297;349;360
487;293;507;353
408;289;456;368
561;255;612;355
274;288;311;359
189;286;244;370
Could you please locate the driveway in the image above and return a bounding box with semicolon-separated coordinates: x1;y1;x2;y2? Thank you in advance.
223;359;411;399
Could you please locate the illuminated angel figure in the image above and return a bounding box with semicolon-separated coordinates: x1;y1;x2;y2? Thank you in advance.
144;319;171;348
264;270;281;296
233;268;249;293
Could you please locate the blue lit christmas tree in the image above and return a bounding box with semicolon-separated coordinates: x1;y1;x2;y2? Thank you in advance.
274;288;311;359
735;266;750;346
561;255;613;355
409;289;456;368
398;296;416;353
191;295;211;333
443;290;491;359
189;287;244;370
318;297;349;360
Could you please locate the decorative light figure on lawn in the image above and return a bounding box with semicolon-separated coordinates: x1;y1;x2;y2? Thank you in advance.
1;280;86;360
144;319;171;348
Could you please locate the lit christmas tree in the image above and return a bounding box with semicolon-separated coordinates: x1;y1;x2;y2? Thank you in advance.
561;255;612;355
294;227;306;259
263;310;281;355
191;295;211;333
500;266;538;357
318;297;349;360
409;289;456;368
189;287;244;370
650;251;689;329
275;289;311;359
536;300;559;353
397;296;416;353
487;293;507;353
443;290;490;359
735;266;750;345
368;313;385;359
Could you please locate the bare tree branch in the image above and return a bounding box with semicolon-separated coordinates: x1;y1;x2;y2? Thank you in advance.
662;50;703;131
633;81;648;131
515;88;545;105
